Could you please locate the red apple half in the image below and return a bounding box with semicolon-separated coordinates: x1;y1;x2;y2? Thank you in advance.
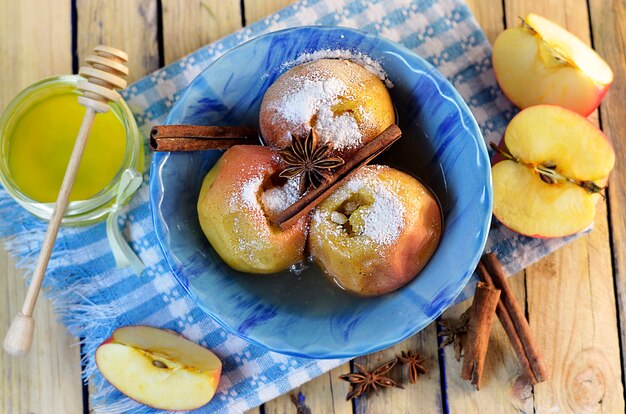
493;14;613;117
96;325;222;411
492;105;614;238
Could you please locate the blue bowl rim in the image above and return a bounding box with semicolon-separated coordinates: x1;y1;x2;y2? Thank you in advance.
149;25;493;358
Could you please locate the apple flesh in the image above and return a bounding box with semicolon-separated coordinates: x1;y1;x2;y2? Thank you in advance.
492;105;614;238
493;14;613;117
96;326;222;411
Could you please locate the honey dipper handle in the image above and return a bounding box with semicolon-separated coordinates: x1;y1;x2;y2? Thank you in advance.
4;45;127;356
4;313;34;356
3;109;96;356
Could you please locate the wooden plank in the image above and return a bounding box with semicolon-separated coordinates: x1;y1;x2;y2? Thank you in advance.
0;1;84;413
161;0;242;65
243;0;295;25
0;0;72;102
526;216;625;412
263;364;352;414
353;324;443;413
504;1;625;412
76;0;160;83
588;0;626;392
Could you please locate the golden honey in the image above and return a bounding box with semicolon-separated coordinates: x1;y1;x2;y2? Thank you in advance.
8;93;127;202
0;75;143;225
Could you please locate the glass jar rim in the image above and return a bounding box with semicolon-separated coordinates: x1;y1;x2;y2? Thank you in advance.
0;74;144;225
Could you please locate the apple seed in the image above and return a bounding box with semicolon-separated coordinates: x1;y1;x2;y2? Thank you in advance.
152;360;168;369
489;142;605;194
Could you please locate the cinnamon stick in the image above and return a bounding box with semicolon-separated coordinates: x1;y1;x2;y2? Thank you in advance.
150;125;259;151
461;282;501;390
272;124;402;229
477;253;549;384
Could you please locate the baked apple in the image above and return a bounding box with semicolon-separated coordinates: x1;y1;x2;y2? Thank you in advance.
309;165;442;296
259;59;395;158
197;145;308;273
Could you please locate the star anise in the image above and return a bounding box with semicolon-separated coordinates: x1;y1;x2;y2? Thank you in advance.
278;128;344;195
339;358;404;400
438;307;471;361
398;350;427;384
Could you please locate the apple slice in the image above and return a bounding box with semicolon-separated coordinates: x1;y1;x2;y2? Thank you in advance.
493;14;613;117
492;105;614;238
96;326;222;411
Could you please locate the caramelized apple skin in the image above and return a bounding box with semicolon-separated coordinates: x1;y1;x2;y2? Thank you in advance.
197;146;308;274
309;166;442;296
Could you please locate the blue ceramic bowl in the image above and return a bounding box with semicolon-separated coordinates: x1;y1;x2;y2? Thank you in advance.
150;26;492;358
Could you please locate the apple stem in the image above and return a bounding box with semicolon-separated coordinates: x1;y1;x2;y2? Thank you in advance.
519;17;538;35
489;142;606;195
489;142;517;161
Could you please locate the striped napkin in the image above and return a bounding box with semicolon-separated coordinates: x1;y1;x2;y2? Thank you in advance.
0;0;580;412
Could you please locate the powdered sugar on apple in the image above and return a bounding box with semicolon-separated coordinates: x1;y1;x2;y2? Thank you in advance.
228;173;303;255
229;165;406;264
228;174;267;259
278;49;393;88
313;167;406;246
266;72;368;150
260;177;301;216
356;185;405;245
236;175;264;212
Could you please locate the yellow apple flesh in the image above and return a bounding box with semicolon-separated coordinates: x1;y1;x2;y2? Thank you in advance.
492;105;614;238
493;14;613;117
95;326;222;411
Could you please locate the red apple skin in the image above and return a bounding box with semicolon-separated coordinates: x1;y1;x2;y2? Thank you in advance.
96;325;222;411
493;69;610;118
99;336;114;346
492;14;613;117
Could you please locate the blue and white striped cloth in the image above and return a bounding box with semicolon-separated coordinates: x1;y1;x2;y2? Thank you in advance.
0;0;581;412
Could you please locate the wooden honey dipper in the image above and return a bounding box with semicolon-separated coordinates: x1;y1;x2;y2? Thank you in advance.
4;45;129;356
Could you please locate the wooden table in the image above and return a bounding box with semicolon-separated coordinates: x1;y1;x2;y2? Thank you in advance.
1;0;624;412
